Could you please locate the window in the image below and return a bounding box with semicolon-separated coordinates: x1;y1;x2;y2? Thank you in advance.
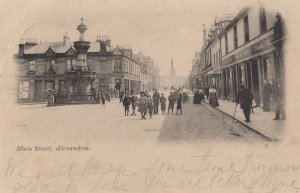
260;8;267;33
216;52;218;67
29;61;35;71
19;81;29;99
244;16;250;43
233;25;238;49
67;59;72;70
225;33;228;54
114;59;122;72
45;60;55;73
219;50;221;66
67;59;76;71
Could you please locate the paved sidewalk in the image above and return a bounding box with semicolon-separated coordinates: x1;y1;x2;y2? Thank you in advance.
205;99;285;141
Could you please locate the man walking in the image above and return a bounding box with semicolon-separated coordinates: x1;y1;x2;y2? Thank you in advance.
123;92;131;116
263;80;272;112
119;90;124;103
130;93;138;116
167;91;175;114
176;91;183;115
236;84;253;123
273;82;286;120
152;89;160;115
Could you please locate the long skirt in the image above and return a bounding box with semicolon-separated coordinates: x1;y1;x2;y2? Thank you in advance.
138;104;147;113
161;102;166;111
209;93;219;107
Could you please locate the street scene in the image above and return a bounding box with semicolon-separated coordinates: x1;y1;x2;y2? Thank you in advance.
14;3;286;145
15;93;268;146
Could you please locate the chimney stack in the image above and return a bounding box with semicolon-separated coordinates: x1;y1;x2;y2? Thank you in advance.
63;33;70;46
18;43;25;56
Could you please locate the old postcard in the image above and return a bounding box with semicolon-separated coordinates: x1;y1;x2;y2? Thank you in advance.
0;0;300;192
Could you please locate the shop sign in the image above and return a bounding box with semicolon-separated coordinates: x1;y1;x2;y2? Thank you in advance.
222;35;274;67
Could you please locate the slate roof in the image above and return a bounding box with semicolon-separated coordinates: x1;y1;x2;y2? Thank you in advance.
24;41;101;54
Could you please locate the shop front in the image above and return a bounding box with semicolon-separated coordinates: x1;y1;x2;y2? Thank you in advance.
222;31;277;107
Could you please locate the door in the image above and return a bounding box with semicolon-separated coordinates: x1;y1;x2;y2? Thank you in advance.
34;80;44;102
251;60;260;106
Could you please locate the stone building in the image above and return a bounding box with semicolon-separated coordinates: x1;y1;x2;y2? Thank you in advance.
190;6;285;110
16;19;156;103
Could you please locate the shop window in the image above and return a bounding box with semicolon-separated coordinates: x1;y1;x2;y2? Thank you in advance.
19;81;29;99
233;25;238;49
29;61;35;72
263;57;272;81
260;8;267;33
244;16;250;43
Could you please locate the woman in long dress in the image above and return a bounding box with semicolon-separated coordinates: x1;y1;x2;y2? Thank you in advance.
160;93;166;114
209;85;219;107
138;92;147;119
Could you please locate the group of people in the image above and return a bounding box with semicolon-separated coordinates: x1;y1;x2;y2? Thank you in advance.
193;85;219;107
262;80;286;120
236;80;286;123
120;88;184;120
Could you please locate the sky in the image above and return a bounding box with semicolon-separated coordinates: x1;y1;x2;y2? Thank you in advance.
3;0;283;76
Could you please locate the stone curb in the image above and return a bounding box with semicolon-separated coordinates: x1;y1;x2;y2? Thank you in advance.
202;101;277;142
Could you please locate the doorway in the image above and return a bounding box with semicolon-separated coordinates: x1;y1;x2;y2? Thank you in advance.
251;60;260;106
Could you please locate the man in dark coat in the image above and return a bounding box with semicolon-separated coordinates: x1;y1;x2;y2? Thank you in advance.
167;92;175;114
152;89;160;115
123;93;131;116
263;80;273;112
119;90;124;103
176;91;183;115
236;84;253;123
273;82;286;120
205;87;209;100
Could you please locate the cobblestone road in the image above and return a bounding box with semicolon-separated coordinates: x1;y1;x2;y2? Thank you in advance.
158;102;270;144
12;99;271;147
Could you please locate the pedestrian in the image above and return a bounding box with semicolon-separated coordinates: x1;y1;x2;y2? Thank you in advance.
130;93;138;116
263;80;273;112
123;92;131;116
138;92;147;119
236;84;253;123
167;91;175;114
176;91;183;115
199;89;204;104
119;90;124;103
147;95;154;119
205;87;209;100
273;82;286;120
152;89;160;115
100;91;106;107
160;93;166;115
209;85;219;107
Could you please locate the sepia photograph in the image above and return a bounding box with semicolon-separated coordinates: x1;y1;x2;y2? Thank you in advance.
0;0;299;193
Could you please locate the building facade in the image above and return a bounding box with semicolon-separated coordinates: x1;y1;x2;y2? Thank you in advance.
16;19;157;103
220;6;283;108
190;6;285;110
